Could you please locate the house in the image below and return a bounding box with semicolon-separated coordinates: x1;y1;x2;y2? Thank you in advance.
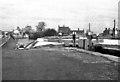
58;25;71;36
70;28;84;36
102;27;120;39
13;29;21;38
13;27;24;38
1;31;12;38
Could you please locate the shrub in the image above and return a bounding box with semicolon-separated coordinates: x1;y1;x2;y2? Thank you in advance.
29;28;57;40
43;28;57;37
29;32;44;40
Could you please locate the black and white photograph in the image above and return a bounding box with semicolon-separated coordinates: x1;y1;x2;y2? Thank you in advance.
0;0;120;81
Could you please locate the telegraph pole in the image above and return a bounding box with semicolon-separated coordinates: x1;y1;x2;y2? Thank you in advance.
113;19;116;39
89;23;91;32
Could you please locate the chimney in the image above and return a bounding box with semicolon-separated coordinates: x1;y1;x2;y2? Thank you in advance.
89;23;91;32
78;28;79;31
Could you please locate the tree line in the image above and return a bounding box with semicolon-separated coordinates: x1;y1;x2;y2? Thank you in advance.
24;21;57;40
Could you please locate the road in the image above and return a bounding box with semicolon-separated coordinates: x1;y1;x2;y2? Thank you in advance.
2;38;119;80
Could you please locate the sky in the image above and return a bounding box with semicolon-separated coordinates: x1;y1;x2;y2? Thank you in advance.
0;0;119;33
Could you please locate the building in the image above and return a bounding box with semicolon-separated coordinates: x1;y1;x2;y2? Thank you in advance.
103;28;111;36
70;28;84;36
102;27;120;39
13;27;25;38
58;25;71;36
118;1;120;38
13;29;21;38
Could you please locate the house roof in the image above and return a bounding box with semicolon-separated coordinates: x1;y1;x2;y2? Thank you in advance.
58;25;70;30
70;30;84;34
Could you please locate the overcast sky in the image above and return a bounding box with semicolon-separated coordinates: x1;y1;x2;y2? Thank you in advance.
0;0;119;33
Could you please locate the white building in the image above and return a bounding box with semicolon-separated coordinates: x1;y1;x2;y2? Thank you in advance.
13;29;23;38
